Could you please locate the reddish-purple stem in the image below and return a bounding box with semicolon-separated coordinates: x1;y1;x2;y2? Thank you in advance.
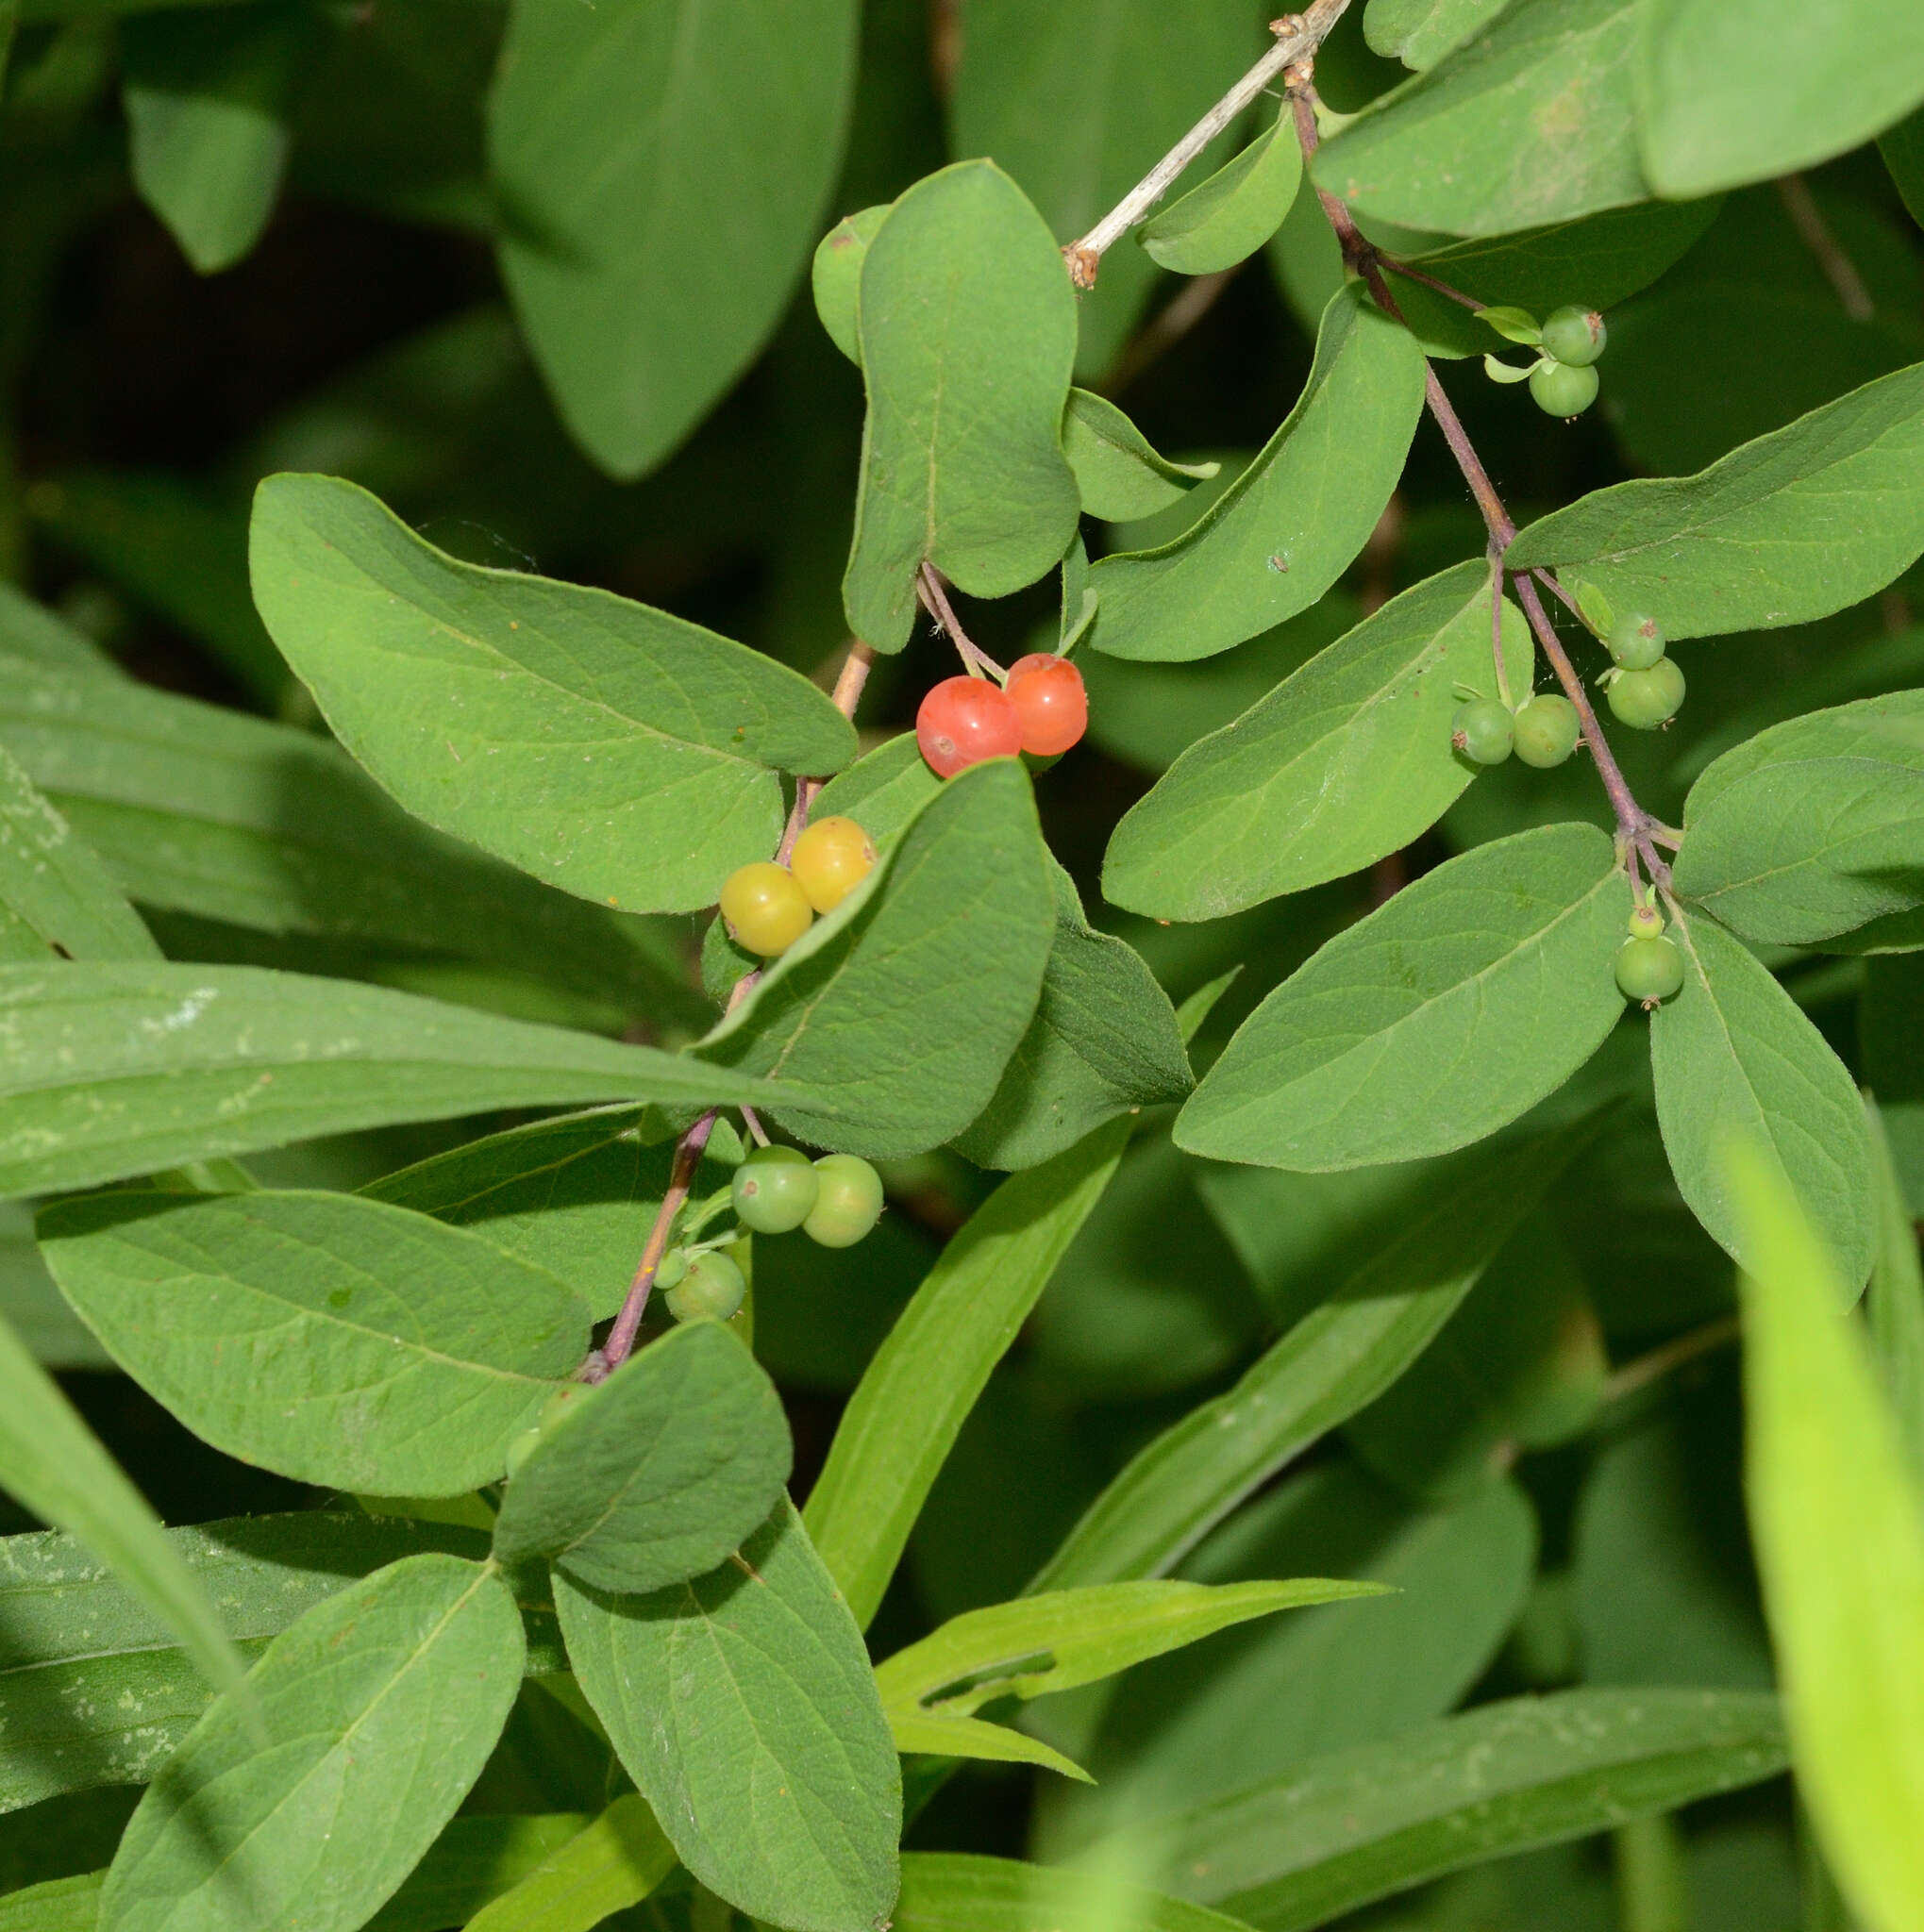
1377;256;1485;313
918;564;1007;681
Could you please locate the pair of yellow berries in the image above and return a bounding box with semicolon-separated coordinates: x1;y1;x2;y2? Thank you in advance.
719;816;877;958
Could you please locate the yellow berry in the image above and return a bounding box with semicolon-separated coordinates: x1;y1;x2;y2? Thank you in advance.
719;861;813;957
790;816;876;913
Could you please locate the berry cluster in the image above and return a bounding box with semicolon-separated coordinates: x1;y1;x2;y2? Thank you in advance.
1483;303;1608;420
720;815;876;958
1451;690;1581;769
1599;612;1686;730
916;651;1087;778
1614;901;1684;1008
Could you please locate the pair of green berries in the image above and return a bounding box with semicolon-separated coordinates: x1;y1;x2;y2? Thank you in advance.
1486;304;1607;419
1599;612;1686;729
1452;689;1581;769
1615;902;1684;1007
657;1147;887;1324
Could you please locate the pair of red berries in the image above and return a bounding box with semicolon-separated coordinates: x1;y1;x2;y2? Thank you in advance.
915;654;1088;778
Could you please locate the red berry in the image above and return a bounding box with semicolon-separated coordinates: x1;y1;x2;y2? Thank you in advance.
916;676;1023;777
1004;653;1089;758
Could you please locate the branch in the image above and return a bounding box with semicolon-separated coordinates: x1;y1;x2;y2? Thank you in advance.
1065;0;1354;285
590;636;877;1378
1285;69;1672;892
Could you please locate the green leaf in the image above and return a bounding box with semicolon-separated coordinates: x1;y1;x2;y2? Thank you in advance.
1385;198;1717;359
1080;593;1358;776
1313;0;1646;239
1364;0;1511;71
462;1796;676;1932
0;1874;100;1931
1866;1095;1924;1481
953;862;1192;1172
948;0;1264;374
1673;691;1924;944
1634;0;1924;198
841;161;1080;651
1178;824;1629;1170
370;1814;597;1932
1474;305;1542;345
1087;288;1426;662
1885;107;1924;230
0;961;798;1197
0;581;116;680
1730;1143;1924;1932
362;1107;719;1324
1141;106;1302;275
0;1511;561;1815
556;1499;901;1932
0;650;695;1017
876;1577;1387;1765
1036;1470;1536;1858
492;1321;790;1592
897;1856;1247;1932
1031;1113;1603;1588
1102;562;1534;919
695;759;1054;1158
1062;390;1219;524
250;473;857;914
812;205;889;364
122;3;316;275
811;731;944;844
489;0;860;478
805;1120;1128;1629
102;1554;524;1932
1505;362;1924;641
1650;911;1875;1288
38;1188;591;1494
0;743;156;964
0;1310;251;1724
1091;1689;1786;1930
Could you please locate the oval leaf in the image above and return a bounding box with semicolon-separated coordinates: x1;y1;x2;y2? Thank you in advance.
249;473;857;914
841;161;1081;651
556;1499;901;1932
1177;824;1629;1171
812;205;889;364
0;961;796;1198
1673;691;1924;944
1088;288;1426;662
101;1554;523;1932
695;758;1054;1158
896;1855;1250;1932
492;1321;792;1593
1103;561;1533;919
1635;0;1924;197
38;1190;590;1494
1141;107;1303;275
1505;362;1924;641
1651;910;1875;1290
1312;0;1646;238
490;0;860;479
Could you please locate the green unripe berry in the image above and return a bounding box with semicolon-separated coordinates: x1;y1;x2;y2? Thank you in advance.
1512;692;1581;768
802;1154;885;1249
1627;903;1665;942
1529;359;1599;418
504;1424;544;1479
731;1143;820;1234
539;1385;587;1431
664;1251;746;1323
1607;656;1685;729
1540;305;1606;367
1452;697;1514;766
1607;611;1664;670
1614;934;1685;1006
